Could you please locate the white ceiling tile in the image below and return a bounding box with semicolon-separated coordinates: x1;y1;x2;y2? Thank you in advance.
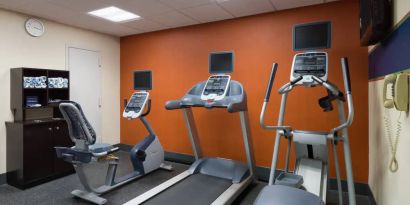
0;0;27;8
122;18;168;32
217;0;275;17
67;13;143;36
158;0;210;9
13;0;77;21
149;11;198;28
270;0;323;10
1;0;332;36
46;0;110;13
105;0;173;17
181;3;233;23
91;24;142;36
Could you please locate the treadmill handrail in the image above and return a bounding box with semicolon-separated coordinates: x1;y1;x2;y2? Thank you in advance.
165;100;184;110
165;80;247;112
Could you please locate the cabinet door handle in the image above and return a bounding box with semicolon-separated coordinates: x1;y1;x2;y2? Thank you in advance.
48;128;52;131
56;126;60;130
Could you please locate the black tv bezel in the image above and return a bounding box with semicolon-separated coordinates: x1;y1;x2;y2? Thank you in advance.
208;51;234;74
133;70;152;91
292;21;332;51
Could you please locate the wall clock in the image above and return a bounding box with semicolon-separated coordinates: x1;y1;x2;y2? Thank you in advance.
25;18;45;37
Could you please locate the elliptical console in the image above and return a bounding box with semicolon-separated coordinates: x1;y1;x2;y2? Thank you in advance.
290;52;328;86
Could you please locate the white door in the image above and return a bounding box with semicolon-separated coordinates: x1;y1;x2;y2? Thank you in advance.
67;47;102;143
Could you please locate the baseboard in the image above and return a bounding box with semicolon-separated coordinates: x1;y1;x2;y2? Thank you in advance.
116;144;376;203
0;173;6;185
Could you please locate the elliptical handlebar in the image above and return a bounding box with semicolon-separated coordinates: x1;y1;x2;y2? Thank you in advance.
341;58;352;93
260;63;291;131
278;76;303;94
331;57;354;134
260;57;354;134
312;76;340;95
264;63;278;102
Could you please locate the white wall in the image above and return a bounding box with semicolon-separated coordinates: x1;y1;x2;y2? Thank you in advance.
393;0;410;24
368;1;410;204
369;80;410;205
0;9;120;175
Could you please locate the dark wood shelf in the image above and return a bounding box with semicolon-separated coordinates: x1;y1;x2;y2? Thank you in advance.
24;106;50;109
7;67;73;189
48;88;69;90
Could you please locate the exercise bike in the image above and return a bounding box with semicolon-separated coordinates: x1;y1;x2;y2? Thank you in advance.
55;70;171;205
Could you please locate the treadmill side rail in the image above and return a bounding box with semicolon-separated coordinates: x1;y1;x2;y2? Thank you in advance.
123;171;192;205
211;175;253;205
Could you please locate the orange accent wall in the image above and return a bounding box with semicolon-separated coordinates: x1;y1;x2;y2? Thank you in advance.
120;1;369;182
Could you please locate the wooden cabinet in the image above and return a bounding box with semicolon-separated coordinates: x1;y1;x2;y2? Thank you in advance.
6;119;74;189
6;68;74;189
23;123;55;182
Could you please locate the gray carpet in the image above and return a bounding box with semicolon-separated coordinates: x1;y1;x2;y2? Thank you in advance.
0;151;371;205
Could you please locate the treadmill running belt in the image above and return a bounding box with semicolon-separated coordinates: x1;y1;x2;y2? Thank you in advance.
143;174;232;205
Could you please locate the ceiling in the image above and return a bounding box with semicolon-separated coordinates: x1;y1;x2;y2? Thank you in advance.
0;0;338;37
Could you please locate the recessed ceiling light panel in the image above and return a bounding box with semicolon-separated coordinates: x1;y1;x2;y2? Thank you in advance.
88;6;140;23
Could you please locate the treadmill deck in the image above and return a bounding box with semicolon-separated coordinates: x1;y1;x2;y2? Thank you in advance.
143;174;232;205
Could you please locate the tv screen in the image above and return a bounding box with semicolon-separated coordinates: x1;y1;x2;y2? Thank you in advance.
134;70;152;90
293;21;331;50
209;52;234;74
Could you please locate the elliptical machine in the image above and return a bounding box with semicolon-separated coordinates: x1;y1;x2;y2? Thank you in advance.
55;70;171;205
254;52;356;205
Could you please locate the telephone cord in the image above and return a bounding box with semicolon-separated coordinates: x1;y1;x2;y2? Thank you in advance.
384;111;401;172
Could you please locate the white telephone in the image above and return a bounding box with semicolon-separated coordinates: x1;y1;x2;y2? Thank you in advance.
383;73;408;111
382;73;408;172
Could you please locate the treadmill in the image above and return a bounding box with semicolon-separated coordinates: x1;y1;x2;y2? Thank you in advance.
123;51;256;205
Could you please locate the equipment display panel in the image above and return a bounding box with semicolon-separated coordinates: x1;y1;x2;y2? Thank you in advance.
134;70;152;90
293;21;331;51
290;52;328;85
209;51;234;74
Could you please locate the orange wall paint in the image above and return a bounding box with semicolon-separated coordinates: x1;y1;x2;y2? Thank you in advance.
120;1;369;182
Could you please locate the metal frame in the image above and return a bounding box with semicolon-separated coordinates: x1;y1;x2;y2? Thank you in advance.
182;108;202;160
123;106;255;205
239;111;256;176
259;56;356;205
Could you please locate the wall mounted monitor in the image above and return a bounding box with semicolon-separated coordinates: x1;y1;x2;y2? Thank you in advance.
209;51;234;74
293;21;331;51
134;70;152;90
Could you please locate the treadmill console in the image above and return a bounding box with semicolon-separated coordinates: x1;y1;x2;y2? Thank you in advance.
291;52;328;85
123;91;149;119
201;75;231;101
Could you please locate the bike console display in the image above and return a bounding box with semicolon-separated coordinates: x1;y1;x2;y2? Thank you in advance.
201;75;231;101
291;52;328;85
123;92;149;119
